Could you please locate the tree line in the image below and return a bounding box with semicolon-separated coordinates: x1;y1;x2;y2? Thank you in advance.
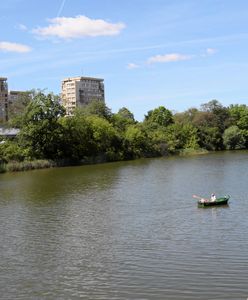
1;91;248;167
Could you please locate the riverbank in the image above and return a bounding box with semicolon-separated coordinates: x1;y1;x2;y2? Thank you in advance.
0;148;210;173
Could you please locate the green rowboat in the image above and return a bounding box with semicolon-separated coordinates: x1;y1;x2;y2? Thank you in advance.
197;195;230;207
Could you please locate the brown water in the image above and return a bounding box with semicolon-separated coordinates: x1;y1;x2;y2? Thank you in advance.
1;151;248;299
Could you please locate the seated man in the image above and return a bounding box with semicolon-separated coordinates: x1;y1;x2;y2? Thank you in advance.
210;193;216;202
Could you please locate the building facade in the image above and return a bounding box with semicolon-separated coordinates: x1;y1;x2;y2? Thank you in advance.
0;77;8;122
8;90;23;104
61;76;105;115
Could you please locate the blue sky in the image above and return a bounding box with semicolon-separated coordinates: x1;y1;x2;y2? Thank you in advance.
1;0;248;120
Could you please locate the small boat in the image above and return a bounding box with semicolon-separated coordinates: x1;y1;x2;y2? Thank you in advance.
197;195;230;207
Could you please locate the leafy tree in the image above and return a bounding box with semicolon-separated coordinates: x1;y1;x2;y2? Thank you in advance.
174;108;199;125
18;92;66;159
76;100;112;121
201;100;230;131
117;107;135;121
124;124;149;157
228;104;248;130
59;115;94;161
197;126;223;150
223;126;245;150
112;107;136;131
161;123;199;152
86;115;121;160
0;141;26;162
145;106;174;127
191;111;216;128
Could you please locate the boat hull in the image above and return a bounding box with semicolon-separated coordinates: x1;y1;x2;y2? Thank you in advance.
198;196;230;207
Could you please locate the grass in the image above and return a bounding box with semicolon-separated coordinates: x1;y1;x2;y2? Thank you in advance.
5;160;56;172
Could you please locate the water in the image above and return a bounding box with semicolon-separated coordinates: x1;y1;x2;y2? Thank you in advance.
0;151;248;299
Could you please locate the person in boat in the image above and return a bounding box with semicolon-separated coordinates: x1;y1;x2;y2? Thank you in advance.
210;193;216;202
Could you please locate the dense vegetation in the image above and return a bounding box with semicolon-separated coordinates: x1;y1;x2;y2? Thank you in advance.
1;92;248;171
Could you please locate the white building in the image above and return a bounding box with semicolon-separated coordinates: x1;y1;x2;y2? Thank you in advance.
61;76;105;115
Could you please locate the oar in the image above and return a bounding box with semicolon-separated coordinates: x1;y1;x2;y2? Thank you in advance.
193;194;201;199
192;194;210;201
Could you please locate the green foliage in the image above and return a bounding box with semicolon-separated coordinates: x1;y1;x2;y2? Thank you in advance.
18;92;66;160
117;107;135;121
145;106;174;127
59;115;94;160
124;124;149;157
0;141;26;162
174;108;199;125
198;126;223;150
112;107;136;131
3;95;248;172
201;100;230;131
76;99;112;121
87;115;118;152
159;123;199;153
223;126;246;150
228;104;248;130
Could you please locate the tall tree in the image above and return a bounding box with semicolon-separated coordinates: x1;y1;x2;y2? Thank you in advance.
18;93;66;159
145;106;174;127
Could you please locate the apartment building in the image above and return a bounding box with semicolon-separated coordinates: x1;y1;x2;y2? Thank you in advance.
61;76;105;115
0;77;8;122
8;90;23;103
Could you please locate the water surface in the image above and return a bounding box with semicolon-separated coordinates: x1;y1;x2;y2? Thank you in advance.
1;151;248;299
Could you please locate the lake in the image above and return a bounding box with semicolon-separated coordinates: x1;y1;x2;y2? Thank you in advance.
0;151;248;299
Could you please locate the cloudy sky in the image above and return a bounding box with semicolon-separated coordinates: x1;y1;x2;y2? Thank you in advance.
1;0;248;120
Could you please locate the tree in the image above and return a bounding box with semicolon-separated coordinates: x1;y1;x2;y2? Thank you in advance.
161;123;199;152
124;124;149;158
117;107;135;121
228;104;248;130
145;106;174;127
197;126;223;150
223;126;245;150
86;115;121;160
59;114;94;161
76;100;112;121
0;140;25;162
112;107;136;131
174;108;199;125
200;100;230;132
18;92;66;159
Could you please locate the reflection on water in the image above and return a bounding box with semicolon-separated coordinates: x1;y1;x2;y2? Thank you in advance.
1;152;248;299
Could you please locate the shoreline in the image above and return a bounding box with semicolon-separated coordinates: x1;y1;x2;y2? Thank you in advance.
0;148;209;173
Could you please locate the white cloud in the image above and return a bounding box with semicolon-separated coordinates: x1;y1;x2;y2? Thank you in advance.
206;48;217;55
32;15;126;39
127;63;139;69
147;53;192;64
0;41;31;53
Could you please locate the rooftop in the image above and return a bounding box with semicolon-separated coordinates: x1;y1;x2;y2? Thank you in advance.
0;127;20;137
62;76;104;82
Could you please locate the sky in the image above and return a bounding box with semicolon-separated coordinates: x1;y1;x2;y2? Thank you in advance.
1;0;248;120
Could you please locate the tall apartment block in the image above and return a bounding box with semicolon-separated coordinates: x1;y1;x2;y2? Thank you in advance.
61;76;105;115
0;77;8;122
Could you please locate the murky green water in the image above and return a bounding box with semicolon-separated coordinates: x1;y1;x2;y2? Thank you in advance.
1;151;248;299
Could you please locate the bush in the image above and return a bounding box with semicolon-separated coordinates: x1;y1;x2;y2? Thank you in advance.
6;160;55;172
